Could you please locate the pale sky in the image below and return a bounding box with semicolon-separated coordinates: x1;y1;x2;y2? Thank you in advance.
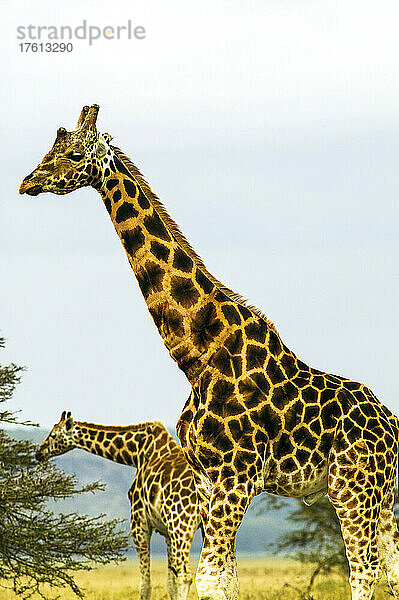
1;0;398;429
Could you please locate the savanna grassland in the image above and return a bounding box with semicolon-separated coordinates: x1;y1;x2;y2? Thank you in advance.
0;558;390;600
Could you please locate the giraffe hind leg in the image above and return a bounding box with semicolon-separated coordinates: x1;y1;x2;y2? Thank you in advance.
377;504;399;597
166;562;178;600
328;445;382;598
166;535;193;600
329;492;381;600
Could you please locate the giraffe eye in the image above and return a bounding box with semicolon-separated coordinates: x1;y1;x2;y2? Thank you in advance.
67;151;84;162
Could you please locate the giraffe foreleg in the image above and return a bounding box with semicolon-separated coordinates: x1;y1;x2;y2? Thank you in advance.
131;515;152;600
195;479;255;600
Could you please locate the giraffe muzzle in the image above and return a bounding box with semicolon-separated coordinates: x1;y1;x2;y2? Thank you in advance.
35;447;46;461
19;179;44;196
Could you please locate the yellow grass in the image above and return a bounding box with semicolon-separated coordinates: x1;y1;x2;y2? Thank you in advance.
0;557;391;599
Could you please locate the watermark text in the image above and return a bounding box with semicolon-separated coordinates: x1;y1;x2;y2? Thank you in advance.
17;20;146;46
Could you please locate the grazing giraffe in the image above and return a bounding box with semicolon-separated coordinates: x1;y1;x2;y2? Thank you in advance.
20;104;399;600
36;411;200;600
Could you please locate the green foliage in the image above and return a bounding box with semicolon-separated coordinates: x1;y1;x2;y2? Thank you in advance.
262;490;399;599
275;497;347;574
261;493;347;598
0;343;26;425
0;336;130;598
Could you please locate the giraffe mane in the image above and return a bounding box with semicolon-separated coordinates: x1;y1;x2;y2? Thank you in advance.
111;146;277;332
76;420;164;432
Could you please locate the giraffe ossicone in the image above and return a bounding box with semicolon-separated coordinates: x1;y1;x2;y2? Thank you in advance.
21;105;399;600
36;411;200;600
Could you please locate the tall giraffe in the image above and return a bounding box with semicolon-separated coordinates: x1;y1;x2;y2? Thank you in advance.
20;105;399;600
36;411;200;600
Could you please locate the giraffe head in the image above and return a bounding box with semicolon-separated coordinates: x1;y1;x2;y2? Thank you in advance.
35;410;76;461
19;104;112;196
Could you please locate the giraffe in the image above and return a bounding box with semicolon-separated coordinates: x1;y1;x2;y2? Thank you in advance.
36;411;200;600
20;104;399;600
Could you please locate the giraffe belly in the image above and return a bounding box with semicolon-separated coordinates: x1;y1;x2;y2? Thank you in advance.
262;458;328;500
148;504;168;536
145;485;169;535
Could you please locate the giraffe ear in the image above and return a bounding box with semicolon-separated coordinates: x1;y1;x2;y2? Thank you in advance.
96;138;108;159
65;415;74;431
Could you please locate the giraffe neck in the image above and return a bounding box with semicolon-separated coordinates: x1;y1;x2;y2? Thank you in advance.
71;421;160;468
96;147;236;383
